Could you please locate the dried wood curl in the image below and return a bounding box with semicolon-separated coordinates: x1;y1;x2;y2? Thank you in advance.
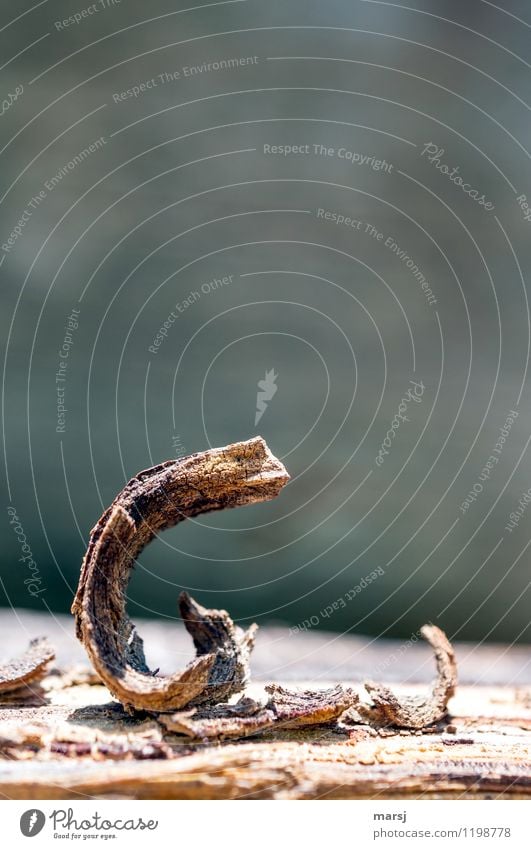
72;437;289;712
0;638;55;694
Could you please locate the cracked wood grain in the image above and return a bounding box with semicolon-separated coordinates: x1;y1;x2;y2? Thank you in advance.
0;638;55;696
71;437;289;713
360;625;457;729
159;683;360;740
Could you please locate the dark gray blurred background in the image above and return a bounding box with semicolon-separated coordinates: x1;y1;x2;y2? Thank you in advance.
1;0;531;643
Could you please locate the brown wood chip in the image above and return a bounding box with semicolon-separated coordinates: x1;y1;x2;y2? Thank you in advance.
0;638;55;694
360;624;457;729
159;683;360;740
71;437;289;713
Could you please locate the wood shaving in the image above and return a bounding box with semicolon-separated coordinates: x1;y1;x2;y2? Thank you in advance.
358;625;457;729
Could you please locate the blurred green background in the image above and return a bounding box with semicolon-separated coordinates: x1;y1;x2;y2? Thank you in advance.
2;0;531;642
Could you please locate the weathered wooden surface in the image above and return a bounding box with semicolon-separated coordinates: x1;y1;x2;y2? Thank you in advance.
72;437;289;712
0;611;530;799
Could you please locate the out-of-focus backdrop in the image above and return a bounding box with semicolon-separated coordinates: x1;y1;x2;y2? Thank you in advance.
2;0;531;643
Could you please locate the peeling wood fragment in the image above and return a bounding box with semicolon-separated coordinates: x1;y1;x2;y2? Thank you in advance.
159;683;360;740
49;739;174;761
0;638;55;697
178;591;257;706
359;625;457;729
71;437;289;713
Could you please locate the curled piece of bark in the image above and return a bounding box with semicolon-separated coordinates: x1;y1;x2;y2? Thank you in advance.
0;638;55;694
49;738;174;761
360;625;457;729
72;437;289;713
159;683;360;740
178;591;257;706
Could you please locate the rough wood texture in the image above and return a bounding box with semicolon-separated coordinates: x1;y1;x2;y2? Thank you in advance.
159;683;360;739
71;437;289;712
0;677;530;799
0;617;530;799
